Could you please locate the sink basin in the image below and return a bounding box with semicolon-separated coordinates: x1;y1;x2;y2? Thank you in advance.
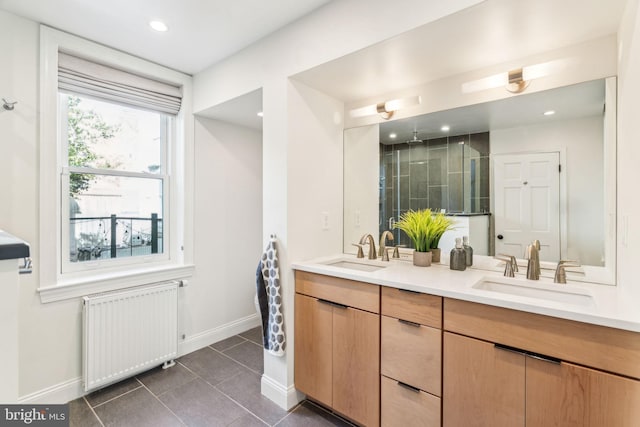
325;260;386;272
472;277;594;306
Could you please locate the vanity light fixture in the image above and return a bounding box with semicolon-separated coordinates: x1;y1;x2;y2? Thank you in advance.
462;59;568;94
349;95;421;120
149;20;169;32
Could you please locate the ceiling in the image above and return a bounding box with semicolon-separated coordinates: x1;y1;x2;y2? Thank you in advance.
378;79;605;144
198;89;264;131
0;0;332;75
2;0;627;132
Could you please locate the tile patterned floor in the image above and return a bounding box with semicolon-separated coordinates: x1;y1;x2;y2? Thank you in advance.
70;327;354;426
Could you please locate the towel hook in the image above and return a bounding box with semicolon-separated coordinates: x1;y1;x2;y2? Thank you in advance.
2;98;17;111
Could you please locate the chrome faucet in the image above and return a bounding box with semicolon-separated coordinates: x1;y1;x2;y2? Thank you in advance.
554;260;581;284
379;230;394;259
525;240;541;280
359;234;377;260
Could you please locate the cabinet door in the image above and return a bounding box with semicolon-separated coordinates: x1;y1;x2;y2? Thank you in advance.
527;357;640;426
294;293;333;407
333;305;380;427
443;332;525;427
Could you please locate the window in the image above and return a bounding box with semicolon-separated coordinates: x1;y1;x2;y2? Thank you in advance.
39;26;194;301
60;93;170;271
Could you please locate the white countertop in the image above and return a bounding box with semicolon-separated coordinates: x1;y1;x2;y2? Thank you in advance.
292;254;640;333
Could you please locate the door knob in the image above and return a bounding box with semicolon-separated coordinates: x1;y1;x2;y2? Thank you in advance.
497;234;504;240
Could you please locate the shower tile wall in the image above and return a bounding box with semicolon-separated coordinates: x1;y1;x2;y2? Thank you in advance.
380;132;490;243
465;132;490;212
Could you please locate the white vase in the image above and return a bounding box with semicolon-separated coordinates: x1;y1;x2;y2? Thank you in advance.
413;250;432;267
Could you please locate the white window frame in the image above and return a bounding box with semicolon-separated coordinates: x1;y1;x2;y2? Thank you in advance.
38;26;194;303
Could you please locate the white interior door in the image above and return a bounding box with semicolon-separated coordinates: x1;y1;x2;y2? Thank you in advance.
493;152;560;262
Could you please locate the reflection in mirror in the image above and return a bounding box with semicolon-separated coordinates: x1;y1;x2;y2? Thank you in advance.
380;131;491;255
344;77;616;282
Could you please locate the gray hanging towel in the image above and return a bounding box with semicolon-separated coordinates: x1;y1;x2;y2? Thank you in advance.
256;237;285;356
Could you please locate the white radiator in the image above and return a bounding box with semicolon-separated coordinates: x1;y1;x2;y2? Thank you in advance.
82;281;179;392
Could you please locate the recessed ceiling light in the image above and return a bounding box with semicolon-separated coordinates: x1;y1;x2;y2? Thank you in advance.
441;125;450;132
544;110;556;116
389;133;397;139
257;111;264;117
149;20;168;32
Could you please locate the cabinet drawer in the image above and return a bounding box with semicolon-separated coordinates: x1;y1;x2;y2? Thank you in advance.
295;271;379;313
382;286;441;327
381;375;440;427
381;315;441;395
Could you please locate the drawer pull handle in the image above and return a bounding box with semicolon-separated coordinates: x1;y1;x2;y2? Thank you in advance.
494;343;526;355
527;352;561;365
397;381;421;393
398;288;421;294
495;344;561;364
318;299;348;309
398;319;421;328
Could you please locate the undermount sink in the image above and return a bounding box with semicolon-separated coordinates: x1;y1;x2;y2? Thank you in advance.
325;260;387;272
472;276;594;306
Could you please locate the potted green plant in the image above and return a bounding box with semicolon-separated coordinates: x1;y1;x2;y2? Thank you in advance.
393;209;436;266
429;212;454;263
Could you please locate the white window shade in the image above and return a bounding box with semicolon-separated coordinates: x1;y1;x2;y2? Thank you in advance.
58;52;182;115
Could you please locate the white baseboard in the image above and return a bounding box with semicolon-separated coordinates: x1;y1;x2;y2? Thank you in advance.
17;314;261;404
18;377;84;404
261;374;305;411
178;313;261;356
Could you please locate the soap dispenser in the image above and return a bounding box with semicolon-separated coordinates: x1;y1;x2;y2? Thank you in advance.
450;237;467;271
463;235;473;266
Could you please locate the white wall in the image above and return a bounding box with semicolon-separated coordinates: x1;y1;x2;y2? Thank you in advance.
0;10;86;400
259;79;344;407
186;117;263;352
343;125;380;254
617;0;640;292
491;116;604;266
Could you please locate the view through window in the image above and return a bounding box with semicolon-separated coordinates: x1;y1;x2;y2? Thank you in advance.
61;93;168;265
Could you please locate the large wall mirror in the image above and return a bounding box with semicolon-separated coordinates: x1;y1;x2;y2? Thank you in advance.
344;77;617;284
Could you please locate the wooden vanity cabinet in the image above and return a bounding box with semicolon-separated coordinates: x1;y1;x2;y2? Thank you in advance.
443;298;640;427
294;272;380;427
380;287;442;427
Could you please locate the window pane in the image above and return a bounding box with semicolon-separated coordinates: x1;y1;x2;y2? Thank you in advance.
69;174;163;262
61;92;164;174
